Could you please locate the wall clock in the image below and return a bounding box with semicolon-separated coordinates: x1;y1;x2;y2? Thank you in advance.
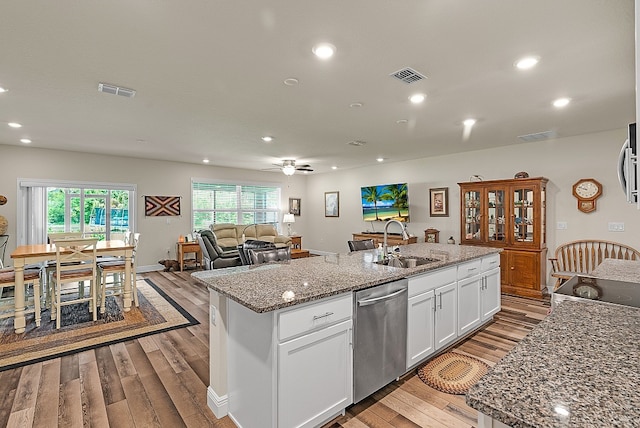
572;178;602;213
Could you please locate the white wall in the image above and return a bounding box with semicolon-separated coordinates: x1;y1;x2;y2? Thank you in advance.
2;127;638;285
0;145;307;270
305;127;640;286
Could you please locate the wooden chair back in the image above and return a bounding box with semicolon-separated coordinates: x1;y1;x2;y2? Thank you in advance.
48;232;83;243
52;238;98;282
550;239;640;275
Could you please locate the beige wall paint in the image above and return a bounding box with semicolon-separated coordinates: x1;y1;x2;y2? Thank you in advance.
305;128;640;287
0;145;306;270
2;127;638;286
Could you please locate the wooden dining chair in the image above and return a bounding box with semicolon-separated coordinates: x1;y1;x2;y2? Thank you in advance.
47;232;84;243
0;267;42;327
50;238;99;329
98;233;140;312
0;234;8;268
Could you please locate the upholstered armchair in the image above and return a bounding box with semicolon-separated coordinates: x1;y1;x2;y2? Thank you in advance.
197;230;242;269
238;239;276;265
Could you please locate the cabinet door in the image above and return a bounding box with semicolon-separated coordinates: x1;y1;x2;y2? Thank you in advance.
486;187;507;244
407;290;435;369
482;267;501;321
457;275;482;336
278;320;353;428
462;189;483;243
434;282;457;350
506;250;540;290
510;183;538;248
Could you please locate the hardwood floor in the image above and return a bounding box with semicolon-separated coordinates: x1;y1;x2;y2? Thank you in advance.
0;271;549;428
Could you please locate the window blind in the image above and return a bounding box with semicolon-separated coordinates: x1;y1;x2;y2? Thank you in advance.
192;181;281;231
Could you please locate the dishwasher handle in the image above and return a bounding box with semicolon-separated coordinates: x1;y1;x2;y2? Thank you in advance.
357;288;407;306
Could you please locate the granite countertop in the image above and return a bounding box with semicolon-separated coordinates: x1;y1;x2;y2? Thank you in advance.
466;300;640;428
466;258;640;427
590;258;640;282
192;243;500;313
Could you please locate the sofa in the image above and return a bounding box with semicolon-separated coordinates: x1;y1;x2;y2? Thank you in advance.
211;223;292;250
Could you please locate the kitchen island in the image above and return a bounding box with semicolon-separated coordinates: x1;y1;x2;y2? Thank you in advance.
466;259;640;428
192;242;501;427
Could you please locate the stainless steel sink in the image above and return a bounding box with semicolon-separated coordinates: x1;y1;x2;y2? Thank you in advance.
375;256;440;268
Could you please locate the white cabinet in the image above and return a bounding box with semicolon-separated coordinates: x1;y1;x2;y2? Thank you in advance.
434;282;458;350
406;266;457;369
457;274;482;336
407;290;435;367
278;319;352;428
227;293;353;428
482;266;501;321
458;255;501;336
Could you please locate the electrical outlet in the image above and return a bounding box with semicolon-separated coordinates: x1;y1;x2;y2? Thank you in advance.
608;222;625;232
556;222;568;230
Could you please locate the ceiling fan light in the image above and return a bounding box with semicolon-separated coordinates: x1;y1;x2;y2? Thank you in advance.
282;165;296;176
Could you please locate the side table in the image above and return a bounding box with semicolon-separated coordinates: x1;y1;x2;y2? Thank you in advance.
177;241;202;271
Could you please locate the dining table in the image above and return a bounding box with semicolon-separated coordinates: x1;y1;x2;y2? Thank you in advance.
10;239;134;333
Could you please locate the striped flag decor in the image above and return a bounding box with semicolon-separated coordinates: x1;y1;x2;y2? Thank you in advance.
145;196;181;217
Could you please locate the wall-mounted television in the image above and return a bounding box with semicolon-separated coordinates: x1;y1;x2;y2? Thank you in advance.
361;183;410;222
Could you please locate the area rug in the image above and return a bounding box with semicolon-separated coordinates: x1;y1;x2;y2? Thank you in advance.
417;352;490;395
0;278;198;372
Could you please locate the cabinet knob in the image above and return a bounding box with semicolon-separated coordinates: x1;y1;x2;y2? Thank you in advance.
510;266;515;270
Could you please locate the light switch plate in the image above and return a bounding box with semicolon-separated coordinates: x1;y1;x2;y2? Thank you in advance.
556;222;568;230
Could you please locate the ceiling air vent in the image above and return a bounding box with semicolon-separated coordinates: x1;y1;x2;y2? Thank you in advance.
347;140;367;147
390;67;427;84
517;130;557;142
98;83;136;98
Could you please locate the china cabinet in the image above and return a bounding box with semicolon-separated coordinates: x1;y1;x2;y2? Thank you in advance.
458;177;548;298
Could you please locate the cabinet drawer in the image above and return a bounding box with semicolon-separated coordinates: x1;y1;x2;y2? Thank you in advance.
408;266;456;297
457;259;482;280
481;254;500;272
278;293;353;341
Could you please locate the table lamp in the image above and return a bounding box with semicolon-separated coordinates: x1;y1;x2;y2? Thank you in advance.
283;213;295;236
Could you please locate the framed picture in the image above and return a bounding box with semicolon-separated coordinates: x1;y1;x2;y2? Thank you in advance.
289;198;301;216
429;187;449;217
324;191;339;217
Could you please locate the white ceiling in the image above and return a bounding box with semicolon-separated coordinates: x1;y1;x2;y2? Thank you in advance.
0;1;635;175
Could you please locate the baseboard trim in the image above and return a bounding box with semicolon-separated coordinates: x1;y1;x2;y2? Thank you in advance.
137;264;164;273
207;386;228;418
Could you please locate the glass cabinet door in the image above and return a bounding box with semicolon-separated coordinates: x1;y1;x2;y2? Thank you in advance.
512;185;535;243
487;188;506;243
463;190;482;242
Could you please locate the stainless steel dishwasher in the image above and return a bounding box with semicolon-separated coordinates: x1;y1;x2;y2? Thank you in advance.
353;278;408;403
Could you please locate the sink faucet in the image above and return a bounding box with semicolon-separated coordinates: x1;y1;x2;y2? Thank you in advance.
383;219;409;258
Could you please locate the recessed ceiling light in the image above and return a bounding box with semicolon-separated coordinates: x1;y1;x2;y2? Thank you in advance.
8;122;22;128
350;102;363;108
283;78;299;86
331;166;338;170
0;87;7;93
515;56;540;70
20;138;31;144
396;119;408;124
261;136;274;143
553;97;571;108
409;93;426;104
463;118;477;127
203;159;210;163
376;157;384;162
312;43;336;59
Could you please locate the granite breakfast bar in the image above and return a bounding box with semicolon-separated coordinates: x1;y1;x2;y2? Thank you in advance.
192;242;501;427
466;259;640;428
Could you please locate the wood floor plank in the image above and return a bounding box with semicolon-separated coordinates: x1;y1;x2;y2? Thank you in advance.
105;399;136;427
10;363;42;414
32;360;60;428
58;378;83;428
79;355;110;428
110;342;137;379
6;407;34;428
121;374;162;427
94;345;126;405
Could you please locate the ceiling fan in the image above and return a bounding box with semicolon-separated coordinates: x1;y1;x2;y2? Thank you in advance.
270;159;314;175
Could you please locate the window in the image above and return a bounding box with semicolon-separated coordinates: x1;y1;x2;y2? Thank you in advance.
17;179;136;245
192;180;281;231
